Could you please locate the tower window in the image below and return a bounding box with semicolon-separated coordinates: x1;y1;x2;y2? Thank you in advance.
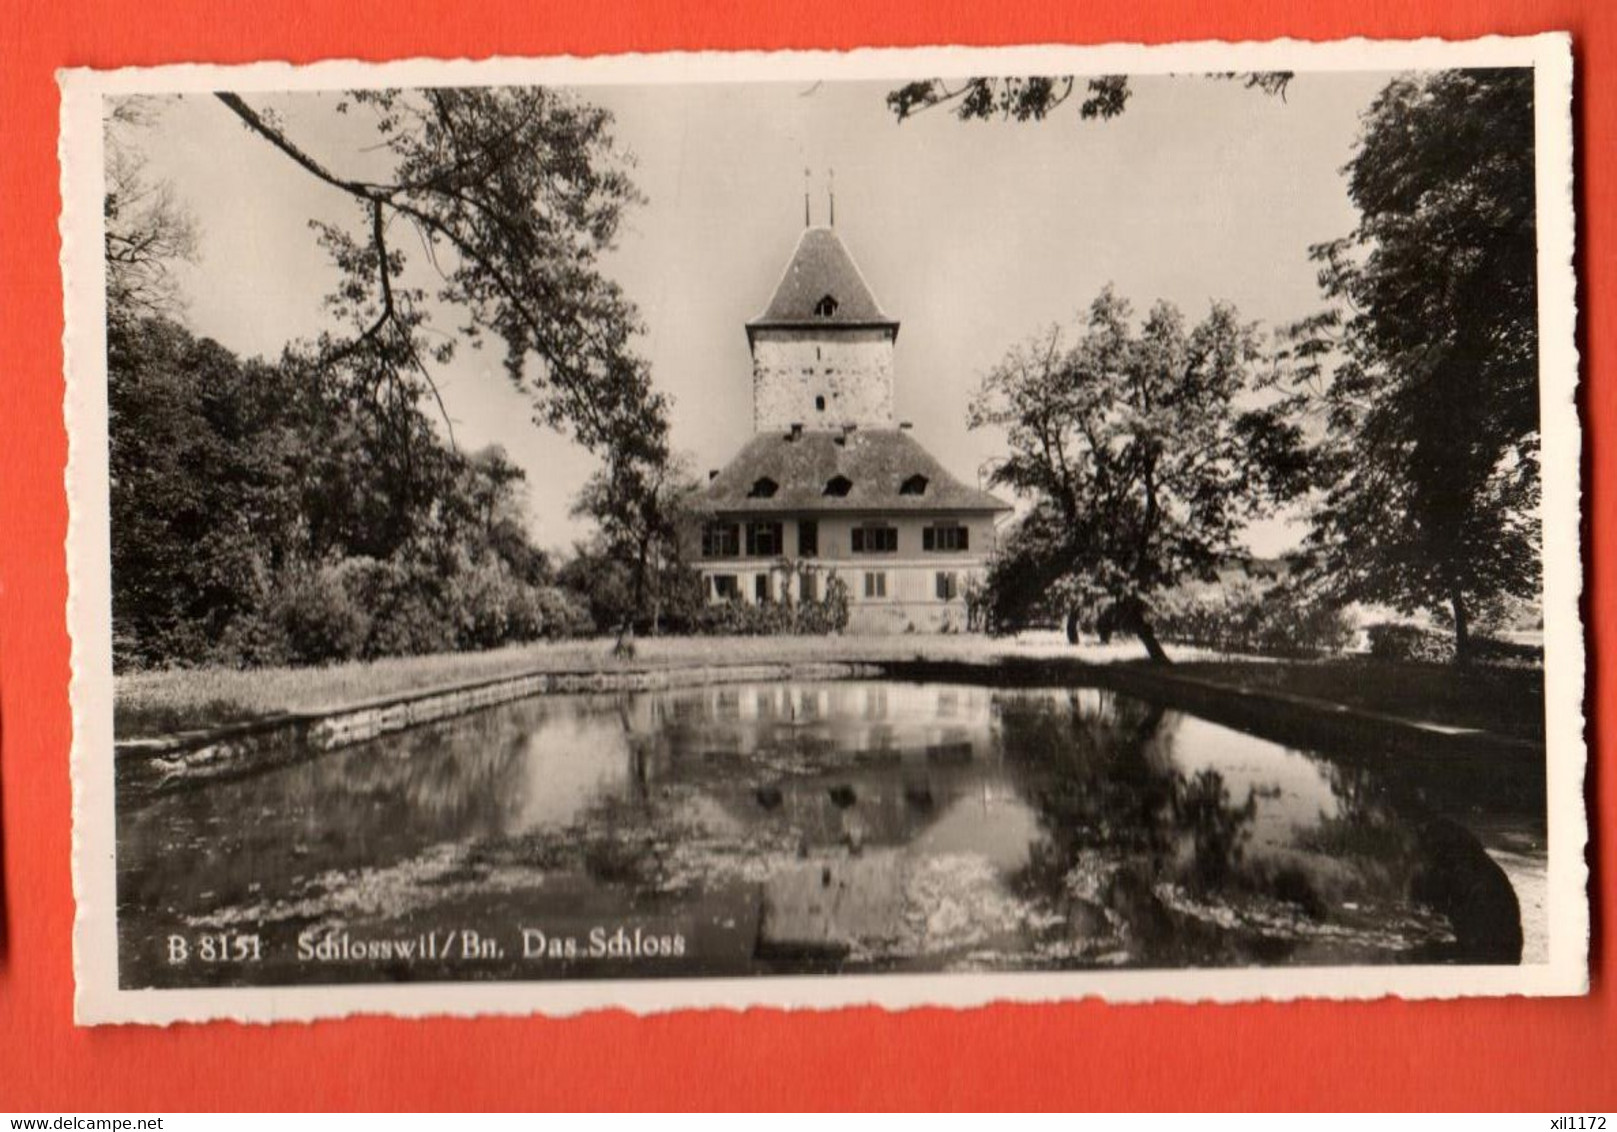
815;395;826;412
900;474;930;496
814;294;839;318
824;475;853;497
748;476;778;499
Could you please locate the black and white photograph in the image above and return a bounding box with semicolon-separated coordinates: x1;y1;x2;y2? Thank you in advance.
62;37;1584;1023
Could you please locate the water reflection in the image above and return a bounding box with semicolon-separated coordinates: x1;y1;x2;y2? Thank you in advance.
116;681;1537;987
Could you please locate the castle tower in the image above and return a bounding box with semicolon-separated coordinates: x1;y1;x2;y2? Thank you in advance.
745;227;900;433
699;215;1010;634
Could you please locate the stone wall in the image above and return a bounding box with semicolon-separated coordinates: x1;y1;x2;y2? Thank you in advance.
117;662;876;805
751;327;895;431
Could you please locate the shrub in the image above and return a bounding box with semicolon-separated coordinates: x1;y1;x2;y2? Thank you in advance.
450;557;548;650
1366;622;1455;663
1365;622;1542;667
692;572;850;637
336;557;456;659
1471;635;1544;666
1155;580;1355;659
264;562;374;665
535;585;595;639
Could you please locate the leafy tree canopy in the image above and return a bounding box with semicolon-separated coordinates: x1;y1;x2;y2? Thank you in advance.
1280;68;1540;657
887;72;1292;124
214;86;671;468
973;288;1309;660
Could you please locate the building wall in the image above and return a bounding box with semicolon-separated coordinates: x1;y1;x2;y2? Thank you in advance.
751;327;895;431
696;512;1000;633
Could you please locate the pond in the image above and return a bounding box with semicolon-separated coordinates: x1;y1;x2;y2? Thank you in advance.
117;681;1544;987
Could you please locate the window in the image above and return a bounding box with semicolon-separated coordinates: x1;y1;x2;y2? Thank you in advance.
815;395;827;412
801;570;819;602
702;522;740;558
798;519;819;557
863;571;887;600
900;474;929;496
824;474;852;497
745;521;784;557
711;574;740;601
754;573;771;603
852;525;898;554
923;524;970;552
814;294;839;318
935;571;960;601
748;476;778;499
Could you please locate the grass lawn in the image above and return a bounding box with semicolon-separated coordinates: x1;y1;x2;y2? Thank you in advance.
1165;657;1546;745
114;632;1545;745
113;632;1110;738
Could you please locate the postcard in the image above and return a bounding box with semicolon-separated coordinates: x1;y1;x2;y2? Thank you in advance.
62;35;1585;1024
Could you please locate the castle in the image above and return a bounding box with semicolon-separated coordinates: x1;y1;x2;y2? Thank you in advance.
696;220;1010;633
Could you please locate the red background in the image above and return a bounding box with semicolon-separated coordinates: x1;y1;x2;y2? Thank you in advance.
1;0;1611;1111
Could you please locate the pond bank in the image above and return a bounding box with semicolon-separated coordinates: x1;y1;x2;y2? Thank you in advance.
116;644;1544;806
116;661;877;804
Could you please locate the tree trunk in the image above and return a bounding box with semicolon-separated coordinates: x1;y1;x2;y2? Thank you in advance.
1450;588;1472;665
1065;608;1081;645
1136;621;1171;665
1115;595;1170;665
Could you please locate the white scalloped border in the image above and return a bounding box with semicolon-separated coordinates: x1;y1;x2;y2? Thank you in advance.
60;34;1586;1026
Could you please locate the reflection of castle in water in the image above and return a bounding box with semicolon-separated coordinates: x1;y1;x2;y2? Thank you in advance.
117;677;1531;987
619;682;1022;854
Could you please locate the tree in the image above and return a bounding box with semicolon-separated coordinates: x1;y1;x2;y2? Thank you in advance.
570;450;704;642
1280;69;1539;661
972;288;1308;662
213;87;669;470
887;73;1292;124
104;99;198;327
108;319;318;666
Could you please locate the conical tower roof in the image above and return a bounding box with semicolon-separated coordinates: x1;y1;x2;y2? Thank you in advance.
747;226;899;335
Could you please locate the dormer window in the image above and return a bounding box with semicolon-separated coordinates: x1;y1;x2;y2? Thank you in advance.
900;474;929;496
824;474;853;497
748;476;779;499
813;294;839;318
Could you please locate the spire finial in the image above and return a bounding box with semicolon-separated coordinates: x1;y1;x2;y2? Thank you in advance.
803;167;811;228
829;167;836;228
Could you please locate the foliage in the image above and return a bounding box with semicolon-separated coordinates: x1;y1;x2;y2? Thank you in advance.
104;99;199;326
104;88;676;670
108;317;562;670
214;87;667;464
971;288;1310;659
886;73;1292;124
570;453;705;636
1365;623;1456;665
1152;579;1356;659
692;572;850;637
1279;70;1541;660
533;585;597;640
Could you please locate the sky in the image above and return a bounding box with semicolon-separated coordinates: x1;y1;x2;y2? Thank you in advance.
120;70;1396;556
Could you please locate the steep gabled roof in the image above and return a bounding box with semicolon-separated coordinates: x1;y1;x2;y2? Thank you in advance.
748;227;898;333
702;428;1011;515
